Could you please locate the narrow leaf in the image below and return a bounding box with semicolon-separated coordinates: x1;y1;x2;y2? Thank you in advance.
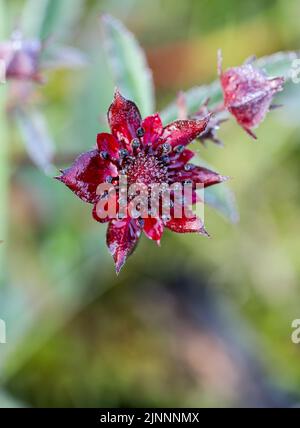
38;0;61;40
161;81;221;124
15;108;55;175
194;156;239;224
205;183;239;224
256;51;300;79
22;0;83;40
0;390;25;408
39;44;87;70
102;14;155;117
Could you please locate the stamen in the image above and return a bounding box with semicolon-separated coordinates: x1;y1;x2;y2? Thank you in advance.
119;149;129;158
161;155;170;164
100;151;109;160
136;127;145;137
137;218;145;227
174;145;185;154
184;164;195;171
131;138;140;149
161;143;171;154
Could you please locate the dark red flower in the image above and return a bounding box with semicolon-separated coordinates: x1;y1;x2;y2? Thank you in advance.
0;31;42;82
218;52;284;139
57;91;227;273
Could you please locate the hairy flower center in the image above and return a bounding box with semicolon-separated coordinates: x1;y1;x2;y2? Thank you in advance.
123;152;169;187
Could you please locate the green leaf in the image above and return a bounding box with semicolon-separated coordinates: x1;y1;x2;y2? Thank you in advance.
22;0;83;40
0;390;25;408
161;81;221;124
39;44;87;70
205;184;239;224
38;0;61;40
161;51;300;124
255;51;300;79
102;14;155;117
14;108;55;175
195;156;239;224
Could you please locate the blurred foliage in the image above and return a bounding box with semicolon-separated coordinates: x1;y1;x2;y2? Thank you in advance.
0;0;300;408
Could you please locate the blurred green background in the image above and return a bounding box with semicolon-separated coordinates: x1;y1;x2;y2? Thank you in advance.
1;0;300;408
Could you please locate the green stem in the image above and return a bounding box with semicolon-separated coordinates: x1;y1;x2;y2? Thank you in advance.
0;0;8;286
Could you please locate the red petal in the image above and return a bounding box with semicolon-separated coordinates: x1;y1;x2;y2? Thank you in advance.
166;211;208;236
161;117;209;148
220;63;284;136
107;90;142;146
92;191;117;223
143;218;164;243
107;218;141;274
172;165;228;188
96;132;120;158
141;113;163;146
168;149;194;169
56;150;117;203
229;92;275;132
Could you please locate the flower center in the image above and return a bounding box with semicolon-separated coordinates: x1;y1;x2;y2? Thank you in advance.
123;151;169;187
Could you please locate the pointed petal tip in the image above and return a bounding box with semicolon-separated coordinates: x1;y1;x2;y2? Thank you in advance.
115;258;125;275
244;127;257;140
113;87;124;101
268;75;285;86
54;168;66;182
215;139;224;147
195;114;212;135
200;113;213;126
220;174;230;183
269;103;283;110
200;227;210;238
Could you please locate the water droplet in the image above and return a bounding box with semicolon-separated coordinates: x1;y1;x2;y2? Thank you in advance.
138;218;145;227
162;214;171;222
100;151;109;160
117;212;126;220
161;155;170;164
119;149;128;158
184;164;194;171
131;138;140;148
161;143;171;154
136;127;145;137
174;145;184;154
